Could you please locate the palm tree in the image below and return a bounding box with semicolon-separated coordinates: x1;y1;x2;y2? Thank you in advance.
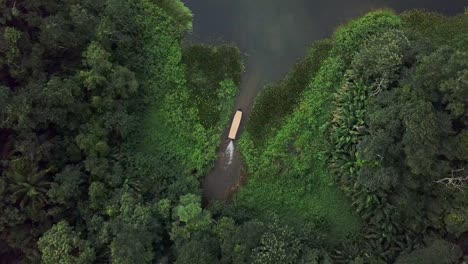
6;158;54;210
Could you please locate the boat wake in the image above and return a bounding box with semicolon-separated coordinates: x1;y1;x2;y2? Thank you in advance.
226;140;234;165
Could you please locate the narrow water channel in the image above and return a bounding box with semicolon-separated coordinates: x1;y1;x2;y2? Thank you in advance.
182;0;466;201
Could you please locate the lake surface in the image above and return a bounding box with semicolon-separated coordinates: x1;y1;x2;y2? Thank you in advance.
182;0;466;201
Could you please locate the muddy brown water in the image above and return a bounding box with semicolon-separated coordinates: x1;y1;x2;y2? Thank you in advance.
182;0;466;202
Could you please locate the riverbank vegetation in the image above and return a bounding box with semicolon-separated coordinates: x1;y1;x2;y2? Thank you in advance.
239;9;468;263
0;1;467;263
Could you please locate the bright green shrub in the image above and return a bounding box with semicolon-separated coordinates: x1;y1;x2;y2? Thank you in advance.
38;221;95;264
155;0;193;32
333;10;402;63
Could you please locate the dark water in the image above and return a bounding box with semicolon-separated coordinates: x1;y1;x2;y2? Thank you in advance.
182;0;466;201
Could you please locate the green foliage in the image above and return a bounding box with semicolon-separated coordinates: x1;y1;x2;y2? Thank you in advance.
183;45;243;128
38;221;95;264
1;2;466;263
240;9;467;263
175;232;219;264
251;220;302;264
333;10;402;63
5;158;54;214
47;166;83;206
351;29;410;90
328;29;411;244
107;192;161;264
132;44;241;179
402;10;468;47
445;209;468;236
171;194;212;240
3;27;21;65
328;10;468;263
174;194;204;223
156;0;193;32
0;85;9;108
246;39;333;145
395;239;462;264
239;10;405;246
217;79;239;125
238;54;362;236
0;0;204;261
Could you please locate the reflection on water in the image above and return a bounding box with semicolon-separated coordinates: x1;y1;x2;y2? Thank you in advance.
183;0;465;201
185;0;464;101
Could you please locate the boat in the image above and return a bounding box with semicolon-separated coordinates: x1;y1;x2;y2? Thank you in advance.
228;110;243;140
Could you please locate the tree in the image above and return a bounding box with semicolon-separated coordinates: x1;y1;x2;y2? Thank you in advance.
251;220;302;264
333;10;402;64
156;0;193;32
0;86;9;113
5;158;54;214
0;0;195;261
175;232;219;264
351;29;410;94
171;194;212;241
3;27;22;67
400;96;443;178
218;219;266;264
394;239;462;264
108;192;161;264
38;221;95;264
47;166;83;207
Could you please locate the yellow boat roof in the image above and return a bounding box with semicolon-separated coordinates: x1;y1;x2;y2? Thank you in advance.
228;110;243;140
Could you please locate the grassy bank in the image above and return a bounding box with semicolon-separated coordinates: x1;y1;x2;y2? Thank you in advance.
128;44;243;199
237;9;406;243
